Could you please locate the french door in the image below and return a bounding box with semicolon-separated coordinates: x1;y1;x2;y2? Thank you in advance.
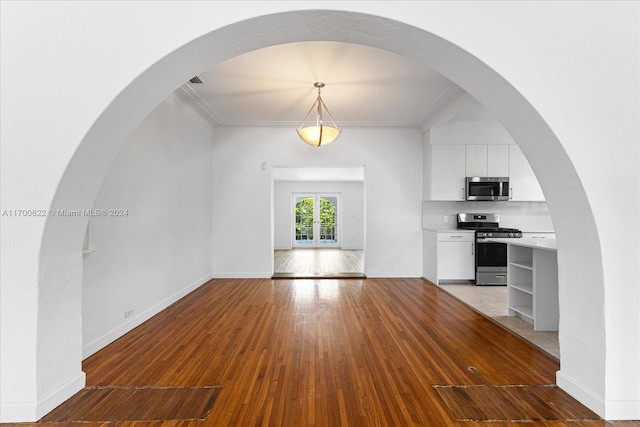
293;193;340;248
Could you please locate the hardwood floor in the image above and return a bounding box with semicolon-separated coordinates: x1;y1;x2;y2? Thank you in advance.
9;278;638;426
273;249;364;278
439;283;560;359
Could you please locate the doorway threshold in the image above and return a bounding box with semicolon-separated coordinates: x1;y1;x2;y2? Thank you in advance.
271;272;366;280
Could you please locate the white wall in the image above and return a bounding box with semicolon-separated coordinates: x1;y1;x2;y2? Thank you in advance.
274;181;365;250
82;95;214;358
430;98;517;146
1;2;638;421
211;126;423;278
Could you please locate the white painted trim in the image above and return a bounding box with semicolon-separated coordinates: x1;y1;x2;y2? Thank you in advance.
214;272;272;279
556;369;605;418
272;166;365;182
274;245;293;250
604;399;640;421
82;273;213;359
1;370;87;422
170;89;220;131
36;371;86;421
0;400;37;423
340;244;364;251
366;273;422;279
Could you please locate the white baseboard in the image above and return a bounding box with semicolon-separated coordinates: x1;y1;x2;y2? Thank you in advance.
366;272;422;278
82;273;213;358
557;370;640;420
556;369;605;418
340;245;364;251
0;372;85;423
37;371;86;420
603;399;640;420
214;272;272;279
0;400;37;423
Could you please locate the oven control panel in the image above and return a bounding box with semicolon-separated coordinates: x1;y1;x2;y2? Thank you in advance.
477;231;522;238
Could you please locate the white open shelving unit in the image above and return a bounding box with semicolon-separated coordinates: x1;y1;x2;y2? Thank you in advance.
507;243;559;331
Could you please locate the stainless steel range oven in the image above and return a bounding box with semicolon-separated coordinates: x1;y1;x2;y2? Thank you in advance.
457;213;522;285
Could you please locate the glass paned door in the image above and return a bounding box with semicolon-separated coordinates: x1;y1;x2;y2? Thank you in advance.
293;193;339;248
294;194;315;246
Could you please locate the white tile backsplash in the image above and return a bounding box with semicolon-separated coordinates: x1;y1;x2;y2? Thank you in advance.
422;201;554;232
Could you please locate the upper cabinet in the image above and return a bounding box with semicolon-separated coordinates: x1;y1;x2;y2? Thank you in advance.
487;145;509;177
508;146;544;201
424;99;544;202
465;145;509;177
425;144;466;201
424;143;544;201
465;145;487;177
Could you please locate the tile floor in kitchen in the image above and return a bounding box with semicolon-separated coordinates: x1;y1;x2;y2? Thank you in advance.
439;283;560;360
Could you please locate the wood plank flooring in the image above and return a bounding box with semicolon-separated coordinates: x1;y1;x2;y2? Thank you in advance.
273;249;364;278
40;386;220;423
10;278;638;426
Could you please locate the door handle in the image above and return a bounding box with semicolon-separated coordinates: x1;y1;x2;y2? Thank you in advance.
471;243;474;256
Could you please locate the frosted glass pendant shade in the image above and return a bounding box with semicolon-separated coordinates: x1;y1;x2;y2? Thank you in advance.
297;125;341;147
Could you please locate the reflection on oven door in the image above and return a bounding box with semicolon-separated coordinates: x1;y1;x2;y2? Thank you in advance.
476;241;507;285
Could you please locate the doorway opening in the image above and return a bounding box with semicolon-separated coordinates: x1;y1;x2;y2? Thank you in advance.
273;248;364;279
272;167;366;279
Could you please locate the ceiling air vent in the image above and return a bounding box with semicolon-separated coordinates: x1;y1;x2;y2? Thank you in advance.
189;76;204;84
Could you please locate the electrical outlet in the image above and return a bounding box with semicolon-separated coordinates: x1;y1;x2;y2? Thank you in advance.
125;308;134;318
443;215;449;224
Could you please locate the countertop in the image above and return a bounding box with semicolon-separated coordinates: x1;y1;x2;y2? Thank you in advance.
485;236;557;251
422;228;475;233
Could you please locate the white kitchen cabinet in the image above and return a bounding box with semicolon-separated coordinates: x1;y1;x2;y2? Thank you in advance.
465;145;487;177
424;143;542;202
426;145;466;201
508;146;544;201
487;145;509;177
438;242;475;281
465;145;509;178
423;230;475;284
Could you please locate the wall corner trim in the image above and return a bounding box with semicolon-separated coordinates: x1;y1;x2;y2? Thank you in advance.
35;371;86;421
0;400;38;423
603;399;640;421
556;370;605;418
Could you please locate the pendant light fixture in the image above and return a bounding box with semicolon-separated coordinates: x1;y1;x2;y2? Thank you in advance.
297;82;341;147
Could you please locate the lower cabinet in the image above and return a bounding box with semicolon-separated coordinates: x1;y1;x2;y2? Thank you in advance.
438;237;475;281
507;244;559;331
423;230;475;284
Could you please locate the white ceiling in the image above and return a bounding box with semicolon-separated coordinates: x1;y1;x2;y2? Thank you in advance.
174;41;471;129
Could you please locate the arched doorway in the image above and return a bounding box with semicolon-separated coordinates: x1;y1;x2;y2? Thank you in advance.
26;8;613;421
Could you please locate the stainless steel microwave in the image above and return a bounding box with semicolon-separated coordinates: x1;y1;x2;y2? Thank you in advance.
465;177;509;201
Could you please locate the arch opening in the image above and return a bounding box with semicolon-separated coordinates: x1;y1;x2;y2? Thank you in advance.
32;9;608;420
